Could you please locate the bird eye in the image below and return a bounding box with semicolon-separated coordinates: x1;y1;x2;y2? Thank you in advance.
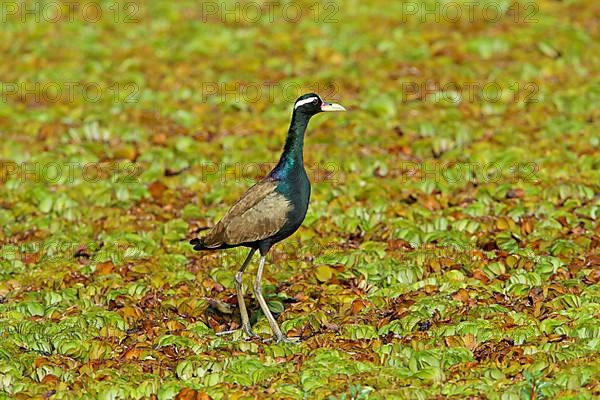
312;99;318;105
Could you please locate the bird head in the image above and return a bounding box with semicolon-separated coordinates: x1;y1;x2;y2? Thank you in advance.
293;93;346;116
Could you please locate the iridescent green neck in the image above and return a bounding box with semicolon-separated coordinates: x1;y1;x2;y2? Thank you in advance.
273;111;310;174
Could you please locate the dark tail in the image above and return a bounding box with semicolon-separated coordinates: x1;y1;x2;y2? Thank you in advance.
190;237;233;251
189;237;209;251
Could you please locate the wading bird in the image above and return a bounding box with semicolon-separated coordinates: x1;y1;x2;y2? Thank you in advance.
190;93;345;343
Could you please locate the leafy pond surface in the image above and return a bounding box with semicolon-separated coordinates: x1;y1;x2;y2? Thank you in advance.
0;0;599;399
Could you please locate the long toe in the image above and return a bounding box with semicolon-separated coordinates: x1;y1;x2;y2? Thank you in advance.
274;335;299;345
216;328;260;340
243;328;260;339
215;329;239;336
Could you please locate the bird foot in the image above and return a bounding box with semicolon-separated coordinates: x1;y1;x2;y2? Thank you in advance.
216;328;260;340
262;335;300;345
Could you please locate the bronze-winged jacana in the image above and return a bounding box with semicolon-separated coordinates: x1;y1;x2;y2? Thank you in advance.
190;93;346;343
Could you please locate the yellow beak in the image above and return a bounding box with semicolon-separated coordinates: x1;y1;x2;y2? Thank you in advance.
321;102;346;112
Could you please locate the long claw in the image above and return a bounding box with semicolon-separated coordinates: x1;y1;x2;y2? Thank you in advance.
216;328;260;340
276;336;297;344
262;335;299;345
243;326;258;338
215;329;238;336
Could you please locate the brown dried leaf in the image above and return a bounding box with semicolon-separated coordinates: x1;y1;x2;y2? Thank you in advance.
149;181;168;199
95;261;115;276
175;388;212;400
452;288;470;303
351;299;369;315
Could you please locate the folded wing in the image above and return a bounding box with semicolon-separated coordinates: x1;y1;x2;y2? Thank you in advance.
199;178;292;247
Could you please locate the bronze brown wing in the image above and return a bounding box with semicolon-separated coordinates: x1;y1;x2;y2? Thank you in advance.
195;178;292;248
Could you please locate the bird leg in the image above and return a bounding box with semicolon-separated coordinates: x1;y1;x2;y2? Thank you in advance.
233;248;257;338
253;255;288;343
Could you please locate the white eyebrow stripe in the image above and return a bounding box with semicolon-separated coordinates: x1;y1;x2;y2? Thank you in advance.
294;97;318;109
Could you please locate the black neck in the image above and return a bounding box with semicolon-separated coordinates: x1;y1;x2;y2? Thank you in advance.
275;111;310;171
